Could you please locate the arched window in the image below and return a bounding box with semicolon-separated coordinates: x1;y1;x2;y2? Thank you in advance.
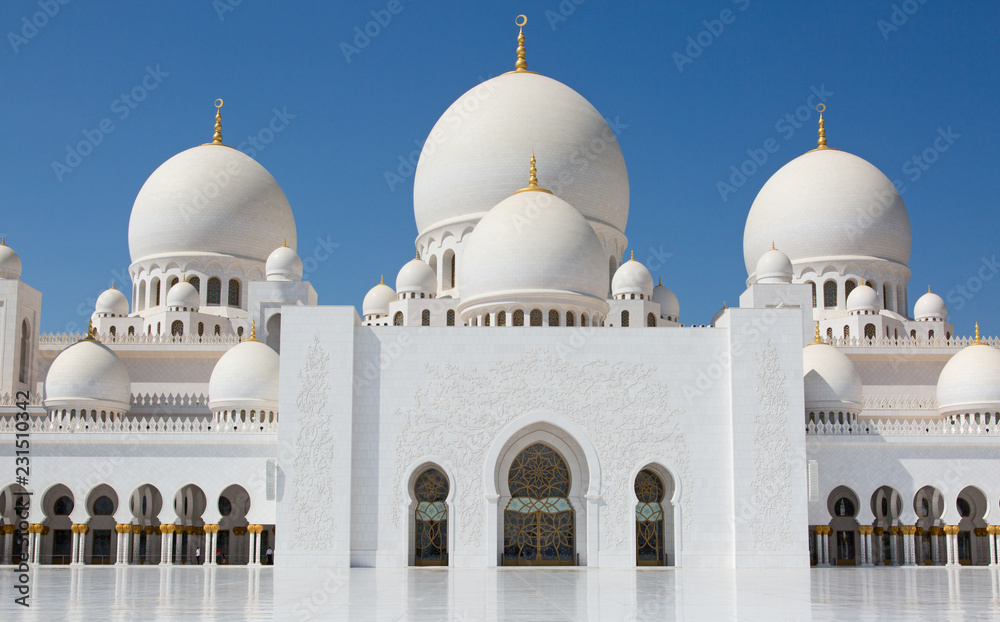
621;310;630;327
566;311;575;327
228;279;240;307
414;468;449;566
206;277;222;305
171;320;184;336
18;319;30;383
843;325;850;339
647;313;656;327
483;314;491;326
127;326;134;336
529;309;542;326
810;282;817;308
157;322;161;335
93;496;114;515
581;314;588;327
957;498;971;518
450;256;456;290
548;310;559;326
138;281;146;311
844;279;857;299
188;276;200;292
198;322;204;337
446;310;455;327
503;443;573;565
928;329;935;339
823;281;837;308
218;496;232;516
910;329;916;339
109;325;116;336
393;312;403;326
864;323;876;339
834;497;855;517
168;276;178;293
883;284;890;310
214;325;221;336
513;310;524;326
826;327;833;340
635;469;666;566
54;496;74;515
497;310;507;326
237;326;244;338
151;277;161;306
421;309;430;326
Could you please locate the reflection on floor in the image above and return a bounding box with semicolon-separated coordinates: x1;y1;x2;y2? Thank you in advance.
1;566;999;621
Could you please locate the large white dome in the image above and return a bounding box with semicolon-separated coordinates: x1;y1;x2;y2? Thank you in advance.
458;187;608;313
937;340;1000;416
413;72;629;238
128;145;297;264
803;341;863;413
744;149;911;277
208;338;279;413
44;338;131;412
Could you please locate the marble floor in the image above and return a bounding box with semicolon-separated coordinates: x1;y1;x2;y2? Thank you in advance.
1;566;999;621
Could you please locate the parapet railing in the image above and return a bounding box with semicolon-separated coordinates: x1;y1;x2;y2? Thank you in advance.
807;418;999;436
39;333;240;346
0;415;277;434
827;335;997;349
862;394;937;411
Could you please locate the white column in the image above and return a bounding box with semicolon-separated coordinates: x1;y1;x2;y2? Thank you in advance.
132;529;142;564
159;528;170;565
203;531;211;566
115;530;123;564
70;528;81;565
822;532;831;566
28;530;37;564
814;531;822;565
2;528;13;565
122;528;130;565
79;527;88;564
932;529;941;565
989;528;998;566
249;528;259;566
889;529;899;565
903;530;916;566
945;528;958;566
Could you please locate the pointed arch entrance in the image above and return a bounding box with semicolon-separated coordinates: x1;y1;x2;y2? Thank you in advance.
502;443;575;566
414;467;449;566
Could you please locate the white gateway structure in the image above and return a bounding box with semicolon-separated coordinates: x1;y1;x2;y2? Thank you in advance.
1;22;998;572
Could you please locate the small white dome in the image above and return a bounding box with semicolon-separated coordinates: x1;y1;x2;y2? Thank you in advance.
95;286;129;317
396;258;436;296
128;145;296;265
652;280;679;320
363;281;396;317
914;289;947;321
754;247;793;284
612;256;654;297
458;187;608;314
803;342;863;413
44;338;131;412
265;244;303;281
209;338;279;413
744;149;911;276
166;281;200;310
937;338;1000;416
0;242;22;279
846;285;879;314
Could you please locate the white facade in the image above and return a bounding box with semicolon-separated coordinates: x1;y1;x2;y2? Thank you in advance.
1;27;999;574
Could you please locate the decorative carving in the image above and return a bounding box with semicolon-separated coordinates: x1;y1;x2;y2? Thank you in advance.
749;340;793;551
291;337;333;550
392;348;691;552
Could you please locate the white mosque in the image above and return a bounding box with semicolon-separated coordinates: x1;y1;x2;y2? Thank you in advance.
1;18;998;573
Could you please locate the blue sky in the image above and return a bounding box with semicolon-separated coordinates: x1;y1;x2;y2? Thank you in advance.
2;0;998;334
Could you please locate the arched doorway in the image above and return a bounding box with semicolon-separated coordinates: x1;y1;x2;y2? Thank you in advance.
635;468;670;566
827;486;860;566
413;468;448;566
502;443;574;566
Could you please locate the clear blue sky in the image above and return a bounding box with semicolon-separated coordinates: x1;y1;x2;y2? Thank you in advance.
2;0;998;334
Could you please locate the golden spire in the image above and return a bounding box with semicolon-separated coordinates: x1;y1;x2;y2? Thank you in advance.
810;321;823;345
816;103;827;150
723;301;727;309
415;249;420;261
658;277;662;286
514;152;552;194
380;274;384;285
630;250;634;261
212;99;224;145
771;241;776;251
514;15;528;72
282;238;287;247
111;280;115;290
927;285;931;293
1;237;5;245
82;320;99;342
971;322;983;346
246;320;261;342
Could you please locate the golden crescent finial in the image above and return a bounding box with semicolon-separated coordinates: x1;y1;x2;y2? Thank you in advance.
212;99;224;145
816;104;827;150
515;15;528;72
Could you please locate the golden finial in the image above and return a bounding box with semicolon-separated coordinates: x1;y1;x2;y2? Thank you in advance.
82;320;98;342
630;250;634;261
723;301;727;309
971;322;983;346
1;237;5;245
514;152;553;194
771;241;776;251
816;104;827;150
514;15;528;72
811;321;823;345
212;99;224;145
415;249;420;261
928;285;931;293
658;277;662;286
246;320;261;342
282;238;287;247
380;274;384;285
111;280;115;290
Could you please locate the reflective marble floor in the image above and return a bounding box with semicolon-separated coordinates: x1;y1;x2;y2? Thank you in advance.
1;566;999;621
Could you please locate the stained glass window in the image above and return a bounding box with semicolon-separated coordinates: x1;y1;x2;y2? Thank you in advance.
647;313;656;327
207;277;222;305
566;312;575;327
394;312;403;326
513;310;524;326
635;469;665;565
548;310;559;326
621;310;629;327
414;468;448;566
421;309;430;326
844;280;857;299
497;310;506;326
824;281;837;308
503;443;574;565
864;324;876;339
446;310;455;326
171;320;184;336
228;279;240;306
530;309;542;327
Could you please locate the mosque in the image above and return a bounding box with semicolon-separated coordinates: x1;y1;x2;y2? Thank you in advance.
1;18;998;572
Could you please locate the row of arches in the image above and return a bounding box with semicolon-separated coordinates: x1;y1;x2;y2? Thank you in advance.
611;311;657;328
466;309;606;327
816;484;996;566
407;443;676;567
135;276;243;312
825;325;952;342
806;277;907;314
0;482;269;566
